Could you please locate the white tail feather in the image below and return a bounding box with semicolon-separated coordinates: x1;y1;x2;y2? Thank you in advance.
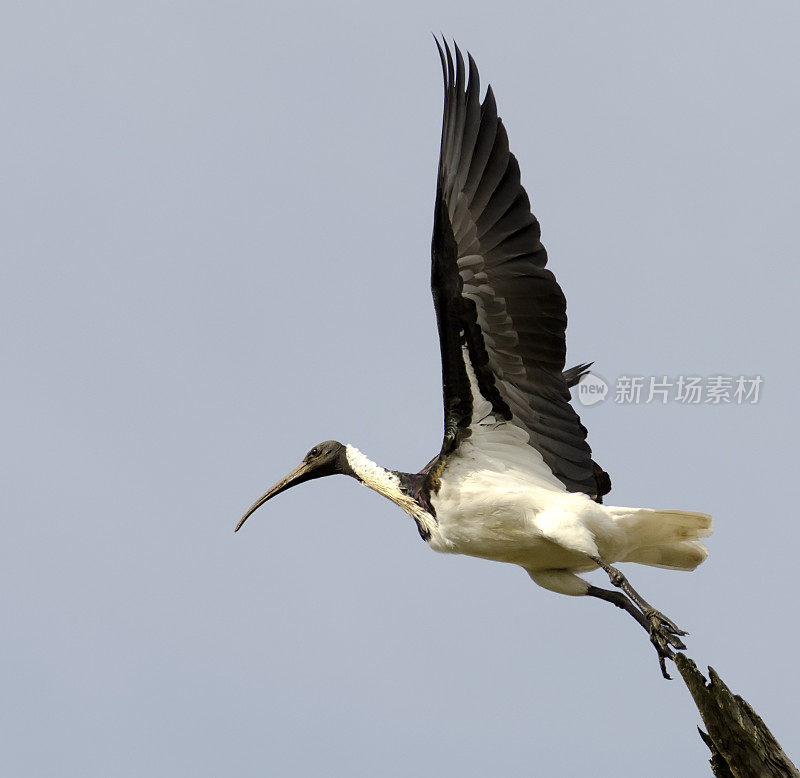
608;507;713;571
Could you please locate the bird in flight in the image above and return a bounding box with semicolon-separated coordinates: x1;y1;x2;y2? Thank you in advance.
237;39;712;678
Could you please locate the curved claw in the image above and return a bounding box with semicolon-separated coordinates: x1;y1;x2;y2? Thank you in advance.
646;608;688;637
650;629;676;679
647;610;689;679
648;611;687;649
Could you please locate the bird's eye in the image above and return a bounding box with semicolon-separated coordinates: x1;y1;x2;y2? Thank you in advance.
310;447;320;457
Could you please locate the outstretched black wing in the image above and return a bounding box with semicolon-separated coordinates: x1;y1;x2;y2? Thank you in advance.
429;39;609;500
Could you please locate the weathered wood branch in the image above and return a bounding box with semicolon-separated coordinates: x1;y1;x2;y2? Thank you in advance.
674;653;799;778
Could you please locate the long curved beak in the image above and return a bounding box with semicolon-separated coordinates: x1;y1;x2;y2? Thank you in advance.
235;461;312;532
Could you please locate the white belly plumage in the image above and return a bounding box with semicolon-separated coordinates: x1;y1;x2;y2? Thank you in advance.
424;447;712;593
428;469;621;572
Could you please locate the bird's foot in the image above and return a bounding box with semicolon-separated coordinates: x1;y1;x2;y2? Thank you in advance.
590;557;691;679
646;607;687;643
646;608;687;680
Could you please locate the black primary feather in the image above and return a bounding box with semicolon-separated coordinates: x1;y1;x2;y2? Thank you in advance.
428;38;610;501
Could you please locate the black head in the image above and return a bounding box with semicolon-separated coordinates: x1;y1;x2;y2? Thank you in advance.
235;440;351;532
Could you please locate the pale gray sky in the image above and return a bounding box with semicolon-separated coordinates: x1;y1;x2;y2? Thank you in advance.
3;2;799;775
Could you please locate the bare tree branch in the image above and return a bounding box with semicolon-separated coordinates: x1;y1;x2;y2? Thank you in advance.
675;653;799;778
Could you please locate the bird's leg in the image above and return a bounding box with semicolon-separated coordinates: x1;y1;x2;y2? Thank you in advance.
590;557;687;679
586;585;650;632
586;585;674;679
591;556;686;636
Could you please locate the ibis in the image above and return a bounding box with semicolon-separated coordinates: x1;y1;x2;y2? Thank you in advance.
237;40;712;678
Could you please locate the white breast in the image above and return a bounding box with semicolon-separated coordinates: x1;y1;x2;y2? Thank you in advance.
428;440;618;572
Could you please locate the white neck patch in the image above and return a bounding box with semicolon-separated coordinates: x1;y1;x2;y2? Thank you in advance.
344;444;438;539
345;445;404;498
